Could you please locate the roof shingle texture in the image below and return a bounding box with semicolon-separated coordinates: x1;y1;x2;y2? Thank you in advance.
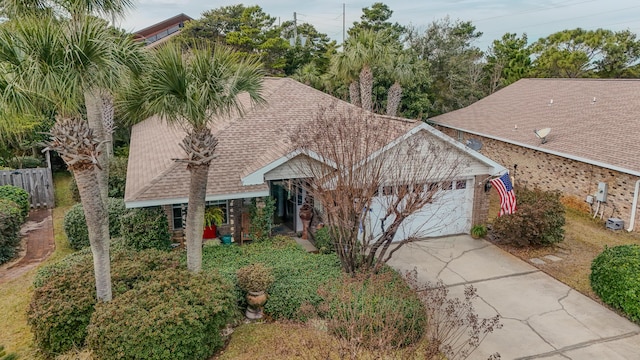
125;78;416;204
431;78;640;174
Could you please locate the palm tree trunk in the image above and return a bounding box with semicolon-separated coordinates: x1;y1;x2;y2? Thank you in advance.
359;65;373;112
349;81;361;108
75;167;112;301
185;163;208;272
386;81;403;117
84;89;109;206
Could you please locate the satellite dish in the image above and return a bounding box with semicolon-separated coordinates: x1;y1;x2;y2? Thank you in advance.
534;128;552;144
466;138;483;151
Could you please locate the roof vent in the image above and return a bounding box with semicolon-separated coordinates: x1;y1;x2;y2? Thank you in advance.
591;97;596;104
548;99;553;106
466;138;483;151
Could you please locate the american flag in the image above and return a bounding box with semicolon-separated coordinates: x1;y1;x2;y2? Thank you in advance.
490;172;516;216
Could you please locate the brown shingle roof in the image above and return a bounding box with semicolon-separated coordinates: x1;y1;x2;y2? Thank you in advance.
431;78;640;175
125;78;417;206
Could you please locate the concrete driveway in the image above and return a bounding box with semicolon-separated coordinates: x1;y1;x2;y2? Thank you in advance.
387;235;640;360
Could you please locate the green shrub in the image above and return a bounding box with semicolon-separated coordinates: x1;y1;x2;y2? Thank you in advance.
0;185;30;218
63;198;129;250
590;245;640;322
69;176;80;203
237;263;275;292
6;156;42;169
119;207;171;251
249;196;276;242
108;157;127;198
312;226;335;254
87;269;235;360
201;238;342;320
28;249;184;357
319;269;427;350
492;187;565;246
0;199;23;265
470;224;488;238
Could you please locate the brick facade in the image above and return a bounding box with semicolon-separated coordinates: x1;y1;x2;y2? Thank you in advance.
438;126;640;231
472;174;491;226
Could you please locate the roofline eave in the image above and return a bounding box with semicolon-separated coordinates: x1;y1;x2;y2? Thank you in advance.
433;123;640;178
125;189;270;208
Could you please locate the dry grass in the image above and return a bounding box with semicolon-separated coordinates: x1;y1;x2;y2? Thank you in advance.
213;322;438;360
0;171;75;358
487;192;640;303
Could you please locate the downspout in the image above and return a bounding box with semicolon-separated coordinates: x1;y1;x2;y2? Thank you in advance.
627;180;640;232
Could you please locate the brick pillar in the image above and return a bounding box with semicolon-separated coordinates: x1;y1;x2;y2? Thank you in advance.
472;175;490;226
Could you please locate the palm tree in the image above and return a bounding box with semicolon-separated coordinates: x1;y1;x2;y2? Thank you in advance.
385;53;414;117
0;1;142;301
120;43;264;272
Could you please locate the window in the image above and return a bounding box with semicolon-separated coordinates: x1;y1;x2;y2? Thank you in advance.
427;182;439;192
172;200;229;230
206;200;228;224
413;183;425;194
456;180;467;190
397;184;410;195
172;205;184;229
382;186;394;196
442;181;453;190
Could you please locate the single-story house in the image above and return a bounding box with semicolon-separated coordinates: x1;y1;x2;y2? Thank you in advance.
431;78;640;231
124;78;506;243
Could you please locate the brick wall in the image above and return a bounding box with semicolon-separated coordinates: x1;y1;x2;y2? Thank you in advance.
472;174;491;226
437;126;640;231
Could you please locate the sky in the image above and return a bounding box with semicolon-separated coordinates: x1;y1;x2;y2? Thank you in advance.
118;0;640;50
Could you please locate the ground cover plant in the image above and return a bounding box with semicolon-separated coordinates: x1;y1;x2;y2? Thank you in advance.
201;236;343;320
590;245;640;322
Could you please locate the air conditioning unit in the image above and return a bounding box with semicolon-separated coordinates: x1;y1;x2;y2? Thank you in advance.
606;218;624;230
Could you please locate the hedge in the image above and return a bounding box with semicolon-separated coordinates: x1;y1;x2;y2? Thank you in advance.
119;207;171;251
63;198;128;250
87;270;236;360
0;199;24;264
28;249;184;357
0;185;30;218
590;245;640;322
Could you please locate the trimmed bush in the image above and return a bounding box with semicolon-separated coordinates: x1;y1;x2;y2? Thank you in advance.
108;156;127;198
591;245;640;322
119;207;171;251
0;185;30;218
87;270;236;360
492;187;565;246
318;269;427;350
63;198;129;250
28;249;183;357
201;238;342;320
69;176;80;203
0;199;24;265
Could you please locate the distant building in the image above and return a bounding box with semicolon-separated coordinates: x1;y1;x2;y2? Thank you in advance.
133;13;192;47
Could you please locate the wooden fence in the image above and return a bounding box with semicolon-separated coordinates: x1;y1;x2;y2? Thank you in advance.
0;167;55;209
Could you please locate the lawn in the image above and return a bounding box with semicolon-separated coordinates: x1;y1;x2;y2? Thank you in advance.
487;192;640;304
0;171;75;358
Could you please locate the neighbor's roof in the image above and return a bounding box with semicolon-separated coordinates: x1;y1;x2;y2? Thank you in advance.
431;78;640;176
124;78;417;207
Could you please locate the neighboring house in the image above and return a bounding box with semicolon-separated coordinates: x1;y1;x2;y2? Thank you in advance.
432;78;640;231
133;13;192;48
124;78;506;243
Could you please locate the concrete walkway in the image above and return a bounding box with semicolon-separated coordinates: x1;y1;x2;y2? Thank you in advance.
388;235;640;360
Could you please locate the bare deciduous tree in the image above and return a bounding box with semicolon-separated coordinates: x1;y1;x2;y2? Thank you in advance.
293;102;469;274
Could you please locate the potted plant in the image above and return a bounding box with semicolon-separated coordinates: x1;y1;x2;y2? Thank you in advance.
203;207;224;239
237;263;275;320
471;224;488;239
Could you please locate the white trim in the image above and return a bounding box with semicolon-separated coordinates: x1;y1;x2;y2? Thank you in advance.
125;190;270;208
242;150;337;186
434;123;640;178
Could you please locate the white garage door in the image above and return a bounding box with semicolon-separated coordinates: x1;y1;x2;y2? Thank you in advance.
365;178;473;241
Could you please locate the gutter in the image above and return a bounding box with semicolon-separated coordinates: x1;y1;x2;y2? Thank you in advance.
627;180;640;232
